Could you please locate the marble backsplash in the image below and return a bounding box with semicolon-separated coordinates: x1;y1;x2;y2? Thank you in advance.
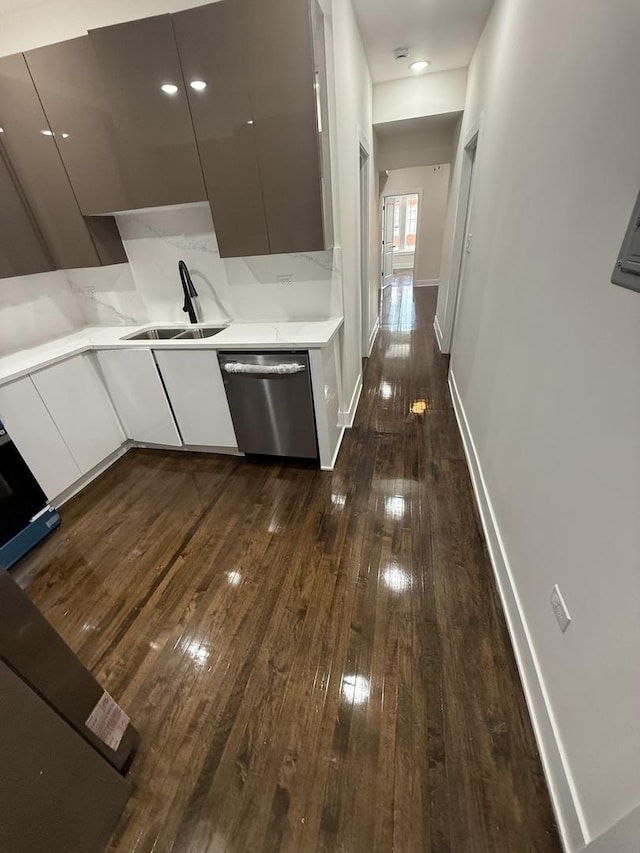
0;203;342;356
115;203;342;325
0;270;85;356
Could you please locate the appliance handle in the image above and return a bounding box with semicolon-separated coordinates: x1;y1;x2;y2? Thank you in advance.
222;361;306;376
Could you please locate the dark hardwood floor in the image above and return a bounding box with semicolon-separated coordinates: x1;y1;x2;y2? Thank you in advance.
15;284;561;852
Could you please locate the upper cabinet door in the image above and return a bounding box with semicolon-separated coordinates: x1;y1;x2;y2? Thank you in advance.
25;18;206;215
88;15;206;211
0;52;125;271
173;0;329;257
24;36;132;216
0;146;52;278
245;0;326;254
172;2;270;258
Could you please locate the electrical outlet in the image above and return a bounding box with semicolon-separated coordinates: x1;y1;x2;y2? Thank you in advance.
550;584;571;633
277;274;294;285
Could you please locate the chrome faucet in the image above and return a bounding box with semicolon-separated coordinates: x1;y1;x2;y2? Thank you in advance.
179;260;199;324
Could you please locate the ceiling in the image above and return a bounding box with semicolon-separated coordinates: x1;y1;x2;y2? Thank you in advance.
0;0;494;83
351;0;495;83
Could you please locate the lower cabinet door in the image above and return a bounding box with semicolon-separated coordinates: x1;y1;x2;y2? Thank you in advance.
31;354;125;475
95;349;181;446
154;350;237;449
0;375;81;500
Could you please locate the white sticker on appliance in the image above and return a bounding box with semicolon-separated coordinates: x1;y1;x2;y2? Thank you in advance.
85;691;130;752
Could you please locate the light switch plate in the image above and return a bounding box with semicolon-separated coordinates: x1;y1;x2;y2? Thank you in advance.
550;584;571;633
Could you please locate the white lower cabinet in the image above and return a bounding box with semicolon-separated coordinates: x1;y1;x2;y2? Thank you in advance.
154;350;237;449
30;353;125;476
95;349;181;447
0;375;81;500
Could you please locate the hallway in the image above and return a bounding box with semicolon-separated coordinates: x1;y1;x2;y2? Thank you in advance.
16;284;560;852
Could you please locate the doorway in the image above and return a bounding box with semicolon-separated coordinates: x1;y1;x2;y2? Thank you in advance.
360;144;371;356
442;128;479;353
381;192;420;288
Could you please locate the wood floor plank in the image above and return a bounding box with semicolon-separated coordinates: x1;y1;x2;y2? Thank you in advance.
14;284;561;853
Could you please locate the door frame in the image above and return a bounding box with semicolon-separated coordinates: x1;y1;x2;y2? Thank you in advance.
380;188;424;284
438;114;483;353
358;134;372;357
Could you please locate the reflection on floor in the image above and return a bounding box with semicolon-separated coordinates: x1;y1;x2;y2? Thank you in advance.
15;283;561;852
388;272;414;287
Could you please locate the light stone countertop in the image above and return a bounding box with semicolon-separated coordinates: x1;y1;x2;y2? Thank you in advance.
0;318;344;385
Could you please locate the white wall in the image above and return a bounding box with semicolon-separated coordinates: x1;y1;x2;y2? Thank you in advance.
373;68;467;125
436;0;640;848
329;0;374;415
376;121;458;172
380;165;451;284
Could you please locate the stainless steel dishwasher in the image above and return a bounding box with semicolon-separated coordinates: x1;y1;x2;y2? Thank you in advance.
218;351;318;460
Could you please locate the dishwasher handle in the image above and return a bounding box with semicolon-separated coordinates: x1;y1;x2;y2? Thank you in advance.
222;361;307;376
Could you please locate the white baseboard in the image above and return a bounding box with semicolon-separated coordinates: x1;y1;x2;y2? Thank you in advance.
135;441;242;457
321;425;346;471
367;318;380;357
448;371;587;853
433;315;444;351
415;278;440;287
338;374;363;428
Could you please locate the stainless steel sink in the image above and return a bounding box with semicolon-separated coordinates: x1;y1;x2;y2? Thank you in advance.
122;327;186;341
173;326;227;340
121;325;227;342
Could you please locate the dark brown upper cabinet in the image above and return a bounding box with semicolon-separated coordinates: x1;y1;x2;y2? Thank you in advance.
245;0;327;255
0;52;125;272
173;0;331;257
0;145;52;278
172;1;270;258
25;17;206;216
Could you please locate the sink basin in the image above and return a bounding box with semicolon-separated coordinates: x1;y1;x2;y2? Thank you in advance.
173;326;227;340
121;325;227;342
122;327;186;341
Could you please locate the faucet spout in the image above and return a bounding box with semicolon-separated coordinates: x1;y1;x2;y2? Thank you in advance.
179;260;199;324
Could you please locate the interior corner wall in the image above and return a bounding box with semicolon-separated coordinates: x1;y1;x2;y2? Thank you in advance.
329;0;373;416
435;0;640;848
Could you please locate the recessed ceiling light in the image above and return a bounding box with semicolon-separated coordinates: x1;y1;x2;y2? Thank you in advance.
189;80;207;91
161;83;178;95
247;119;254;125
61;132;70;139
40;129;54;136
410;60;430;72
0;127;4;133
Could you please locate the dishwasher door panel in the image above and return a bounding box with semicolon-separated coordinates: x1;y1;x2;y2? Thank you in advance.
218;352;318;459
